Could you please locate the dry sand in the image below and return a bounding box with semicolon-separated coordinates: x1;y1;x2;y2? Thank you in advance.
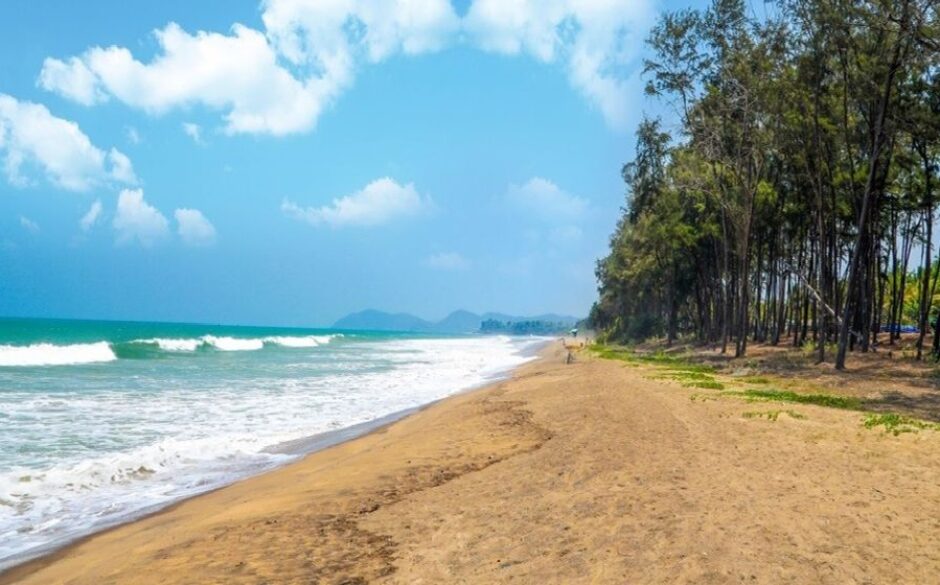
3;341;940;584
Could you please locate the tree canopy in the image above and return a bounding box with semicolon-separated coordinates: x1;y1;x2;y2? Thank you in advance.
593;0;940;368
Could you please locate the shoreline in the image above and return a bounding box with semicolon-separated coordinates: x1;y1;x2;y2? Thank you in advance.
5;339;939;583
0;339;554;582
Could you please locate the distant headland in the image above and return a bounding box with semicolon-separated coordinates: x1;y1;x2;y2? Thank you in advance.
332;309;580;335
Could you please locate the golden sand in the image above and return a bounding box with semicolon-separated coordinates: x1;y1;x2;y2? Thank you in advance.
4;341;940;584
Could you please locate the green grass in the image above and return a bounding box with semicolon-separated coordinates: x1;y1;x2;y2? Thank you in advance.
737;376;771;384
683;379;725;390
727;388;861;410
742;410;807;421
651;371;725;389
862;413;940;436
593;346;716;374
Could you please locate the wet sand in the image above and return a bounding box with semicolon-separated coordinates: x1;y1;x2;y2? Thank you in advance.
3;340;940;584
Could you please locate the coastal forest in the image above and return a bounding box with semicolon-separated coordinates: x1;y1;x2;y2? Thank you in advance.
592;0;940;369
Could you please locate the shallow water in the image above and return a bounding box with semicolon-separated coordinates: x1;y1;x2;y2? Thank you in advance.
0;317;545;568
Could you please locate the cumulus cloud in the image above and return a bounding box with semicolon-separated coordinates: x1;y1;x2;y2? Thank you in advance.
0;93;137;191
507;177;588;221
80;199;103;231
174;208;216;246
465;0;651;129
113;188;169;247
425;251;469;271
38;0;648;134
282;177;429;227
39;1;457;136
37;56;108;106
261;0;459;64
41;23;333;136
19;215;40;234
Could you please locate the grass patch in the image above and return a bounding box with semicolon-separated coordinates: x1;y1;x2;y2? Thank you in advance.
652;371;714;381
652;371;725;389
683;379;725;390
862;413;940;436
727;388;861;410
742;410;806;421
738;376;771;384
593;346;716;374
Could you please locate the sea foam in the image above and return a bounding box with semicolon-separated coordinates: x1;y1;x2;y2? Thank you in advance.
0;333;547;569
0;342;117;367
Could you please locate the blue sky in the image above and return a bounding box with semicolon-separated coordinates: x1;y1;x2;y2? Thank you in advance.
0;0;705;327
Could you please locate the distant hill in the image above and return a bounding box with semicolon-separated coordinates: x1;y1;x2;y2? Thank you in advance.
332;309;580;334
332;310;433;332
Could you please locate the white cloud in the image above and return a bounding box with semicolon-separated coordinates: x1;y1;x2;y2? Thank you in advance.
41;23;332;136
261;0;459;64
507;177;588;221
39;1;457;136
107;148;137;184
125;126;141;145
113;188;169;247
37;56;108;106
426;251;469;271
80;199;103;231
283;177;429;227
38;0;647;134
174;208;216;246
182;122;203;143
19;215;39;233
465;0;652;130
0;93;137;191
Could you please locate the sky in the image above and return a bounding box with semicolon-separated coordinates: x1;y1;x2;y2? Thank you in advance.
0;0;707;327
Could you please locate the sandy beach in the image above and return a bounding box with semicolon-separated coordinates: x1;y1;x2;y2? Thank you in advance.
4;340;940;584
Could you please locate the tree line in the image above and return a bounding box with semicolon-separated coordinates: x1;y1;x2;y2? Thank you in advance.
591;0;939;368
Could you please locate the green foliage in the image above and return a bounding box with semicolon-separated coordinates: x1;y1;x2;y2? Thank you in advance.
728;388;861;410
862;413;940;436
591;0;940;364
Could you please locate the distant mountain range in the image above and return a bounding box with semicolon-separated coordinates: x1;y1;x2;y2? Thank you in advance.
332;309;580;334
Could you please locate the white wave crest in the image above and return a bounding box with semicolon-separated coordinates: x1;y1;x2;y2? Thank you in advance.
0;342;117;367
132;338;203;352
201;336;264;351
263;335;340;348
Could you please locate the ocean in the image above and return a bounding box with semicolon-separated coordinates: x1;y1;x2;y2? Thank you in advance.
0;317;546;569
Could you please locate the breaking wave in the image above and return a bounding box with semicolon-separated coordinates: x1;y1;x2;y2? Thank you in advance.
0;342;117;367
0;335;342;366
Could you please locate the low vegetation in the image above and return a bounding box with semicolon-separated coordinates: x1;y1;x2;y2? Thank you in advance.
742;410;807;422
595;344;940;437
863;413;940;436
726;388;861;410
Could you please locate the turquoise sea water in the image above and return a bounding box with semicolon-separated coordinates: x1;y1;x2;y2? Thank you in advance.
0;318;544;569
